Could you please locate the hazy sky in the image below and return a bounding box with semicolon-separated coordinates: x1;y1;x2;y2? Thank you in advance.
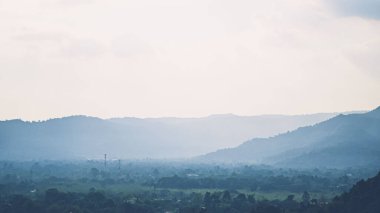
0;0;379;120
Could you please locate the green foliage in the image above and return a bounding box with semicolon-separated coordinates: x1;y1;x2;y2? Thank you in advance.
0;160;379;212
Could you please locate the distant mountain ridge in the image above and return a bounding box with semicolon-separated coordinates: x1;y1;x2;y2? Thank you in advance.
201;106;380;168
0;112;342;160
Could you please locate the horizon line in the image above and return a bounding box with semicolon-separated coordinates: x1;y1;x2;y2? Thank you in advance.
0;109;371;123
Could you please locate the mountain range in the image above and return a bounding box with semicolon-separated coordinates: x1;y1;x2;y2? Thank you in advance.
201;107;380;168
0;113;340;160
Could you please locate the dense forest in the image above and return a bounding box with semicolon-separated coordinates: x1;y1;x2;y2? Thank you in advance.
0;161;379;212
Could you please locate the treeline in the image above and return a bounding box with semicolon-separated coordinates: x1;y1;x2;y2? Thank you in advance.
1;161;379;212
0;182;377;213
156;174;345;192
0;187;328;213
1;171;380;212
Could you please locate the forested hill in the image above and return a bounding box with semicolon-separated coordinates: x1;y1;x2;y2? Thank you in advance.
328;171;380;213
0;113;338;160
201;106;380;168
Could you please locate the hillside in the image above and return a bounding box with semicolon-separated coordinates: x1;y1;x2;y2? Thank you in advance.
201;107;380;168
0;113;338;160
328;171;380;213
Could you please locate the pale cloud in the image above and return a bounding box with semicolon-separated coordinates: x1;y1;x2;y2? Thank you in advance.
40;0;97;8
0;0;379;120
110;35;154;58
58;38;106;59
11;32;66;42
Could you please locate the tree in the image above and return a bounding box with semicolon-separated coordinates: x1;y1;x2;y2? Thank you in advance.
248;194;256;204
222;190;231;202
90;168;99;179
302;191;311;206
203;192;212;206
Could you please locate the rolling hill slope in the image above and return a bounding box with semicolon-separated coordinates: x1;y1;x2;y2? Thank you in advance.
201;107;380;168
0;113;339;160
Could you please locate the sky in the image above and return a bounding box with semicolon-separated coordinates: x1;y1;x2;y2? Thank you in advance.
0;0;379;120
